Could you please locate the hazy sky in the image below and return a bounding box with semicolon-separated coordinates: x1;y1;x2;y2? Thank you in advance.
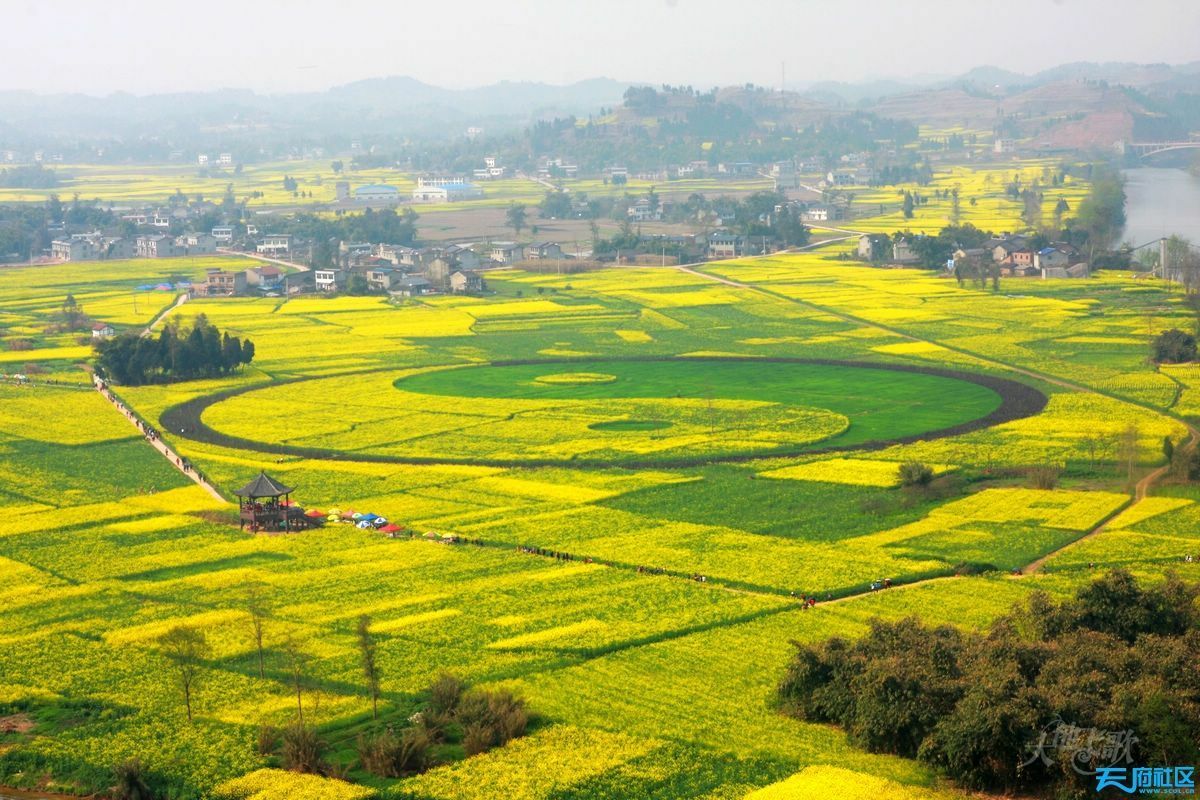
5;0;1199;95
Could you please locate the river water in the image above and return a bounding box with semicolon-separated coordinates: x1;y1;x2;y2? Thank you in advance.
1122;167;1200;246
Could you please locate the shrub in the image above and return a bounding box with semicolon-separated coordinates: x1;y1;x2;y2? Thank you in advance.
898;461;934;488
1153;328;1197;364
456;689;529;754
357;727;431;777
1027;464;1061;489
111;758;154;800
427;672;466;716
462;722;495;756
256;724;280;756
281;723;326;775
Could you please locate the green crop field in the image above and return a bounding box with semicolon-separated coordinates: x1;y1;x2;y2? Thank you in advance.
0;159;1197;800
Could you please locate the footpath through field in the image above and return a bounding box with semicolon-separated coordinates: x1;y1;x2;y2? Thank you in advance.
92;375;227;504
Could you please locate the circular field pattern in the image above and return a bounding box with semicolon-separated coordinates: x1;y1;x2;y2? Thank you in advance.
533;372;617;385
165;358;1047;468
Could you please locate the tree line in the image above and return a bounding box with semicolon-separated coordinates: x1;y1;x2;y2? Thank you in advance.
776;570;1200;797
93;314;254;385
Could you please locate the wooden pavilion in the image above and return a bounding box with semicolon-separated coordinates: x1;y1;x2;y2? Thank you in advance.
234;471;305;532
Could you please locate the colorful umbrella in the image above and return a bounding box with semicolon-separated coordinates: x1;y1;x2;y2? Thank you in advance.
380;523;402;533
305;509;325;518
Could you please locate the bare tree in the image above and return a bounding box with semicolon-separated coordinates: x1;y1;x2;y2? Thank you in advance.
356;615;381;720
282;638;311;727
246;584;269;679
157;625;210;722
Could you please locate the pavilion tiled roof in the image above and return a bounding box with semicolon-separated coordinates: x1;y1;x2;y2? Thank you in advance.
233;471;293;498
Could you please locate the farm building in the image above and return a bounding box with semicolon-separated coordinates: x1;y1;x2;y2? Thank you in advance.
411;182;482;203
355;184;401;203
91;323;115;339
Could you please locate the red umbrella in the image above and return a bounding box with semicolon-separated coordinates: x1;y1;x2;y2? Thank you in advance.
340;510;357;520
380;523;402;533
305;509;325;518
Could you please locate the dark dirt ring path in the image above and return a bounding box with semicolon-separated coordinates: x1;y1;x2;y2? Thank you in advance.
160;356;1047;469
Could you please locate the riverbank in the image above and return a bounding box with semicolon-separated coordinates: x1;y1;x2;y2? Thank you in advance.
1122;166;1200;245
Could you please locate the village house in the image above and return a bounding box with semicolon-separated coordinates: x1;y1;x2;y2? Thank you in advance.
526;242;564;261
257;234;292;256
204;269;247;296
366;267;400;292
825;170;854;187
102;237;135;260
627;198;663;222
444;244;481;270
489;242;526;264
802;205;830;223
91;323;115;339
991;238;1028;263
857;234;876;260
708;231;746;259
179;233;217;255
212;226;234;243
136;234;178;258
1034;247;1071;270
450;270;485;294
314;268;344;292
426;255;458;289
51;237;98;261
245;265;284;291
892;238;920;264
388;276;432;297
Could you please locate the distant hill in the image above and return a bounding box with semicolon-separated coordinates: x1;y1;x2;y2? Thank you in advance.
1;61;1198;153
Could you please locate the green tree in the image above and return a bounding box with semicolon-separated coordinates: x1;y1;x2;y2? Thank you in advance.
902;191;914;219
505;203;527;237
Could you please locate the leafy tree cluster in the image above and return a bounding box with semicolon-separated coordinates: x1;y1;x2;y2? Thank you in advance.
898;223;992;271
1073;167;1126;259
1152;328;1198;364
0;197;117;260
0;164;60;188
776;570;1200;796
282;207;418;268
94;314;254;385
872;163;934;187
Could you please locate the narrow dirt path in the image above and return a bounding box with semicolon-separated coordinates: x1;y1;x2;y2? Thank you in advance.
92;375;228;504
141;292;188;337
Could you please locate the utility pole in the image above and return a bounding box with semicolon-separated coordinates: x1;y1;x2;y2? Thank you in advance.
1160;236;1169;282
